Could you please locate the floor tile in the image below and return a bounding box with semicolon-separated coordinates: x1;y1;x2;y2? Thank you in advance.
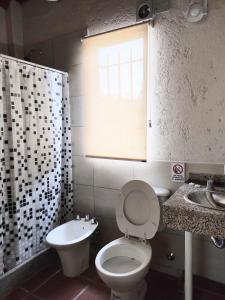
3;288;29;300
21;264;60;292
81;266;105;287
34;272;88;300
78;284;110;300
4;265;225;300
194;275;225;298
146;270;181;300
194;290;225;300
23;295;41;300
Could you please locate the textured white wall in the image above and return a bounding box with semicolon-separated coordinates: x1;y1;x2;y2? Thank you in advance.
22;0;137;44
8;0;24;47
0;7;8;54
7;0;24;58
22;0;225;163
0;1;24;58
149;2;225;163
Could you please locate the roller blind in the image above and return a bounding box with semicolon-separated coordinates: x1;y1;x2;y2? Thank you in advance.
83;23;148;161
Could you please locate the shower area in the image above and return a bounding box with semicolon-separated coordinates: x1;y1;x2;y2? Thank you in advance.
0;54;74;277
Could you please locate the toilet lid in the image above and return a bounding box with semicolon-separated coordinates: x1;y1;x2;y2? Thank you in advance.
116;180;160;239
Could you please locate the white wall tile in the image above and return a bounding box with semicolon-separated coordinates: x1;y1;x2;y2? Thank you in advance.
71;126;84;156
133;161;182;193
72;155;93;185
97;215;121;246
94;187;119;218
94;158;133;189
150;230;184;275
70;96;84;127
69;64;83;97
74;184;94;214
192;236;225;284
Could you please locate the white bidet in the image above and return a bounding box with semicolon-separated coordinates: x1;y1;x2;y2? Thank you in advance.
46;219;98;277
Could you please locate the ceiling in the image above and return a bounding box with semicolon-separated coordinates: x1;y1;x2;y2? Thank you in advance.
0;0;28;9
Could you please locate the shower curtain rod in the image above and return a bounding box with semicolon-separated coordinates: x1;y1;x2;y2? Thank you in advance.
0;53;67;75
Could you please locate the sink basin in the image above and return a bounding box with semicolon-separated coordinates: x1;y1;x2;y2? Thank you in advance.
184;190;225;211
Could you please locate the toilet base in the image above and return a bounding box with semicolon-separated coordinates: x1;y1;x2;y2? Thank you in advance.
111;280;147;300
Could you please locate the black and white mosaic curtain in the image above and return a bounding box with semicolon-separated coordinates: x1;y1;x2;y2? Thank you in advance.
0;56;73;276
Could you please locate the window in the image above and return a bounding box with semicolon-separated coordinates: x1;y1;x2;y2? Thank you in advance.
83;23;148;161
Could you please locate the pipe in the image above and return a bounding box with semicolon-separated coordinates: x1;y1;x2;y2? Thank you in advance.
211;236;225;249
185;231;193;300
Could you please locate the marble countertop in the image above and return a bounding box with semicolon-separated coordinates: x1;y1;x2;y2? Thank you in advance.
162;183;225;239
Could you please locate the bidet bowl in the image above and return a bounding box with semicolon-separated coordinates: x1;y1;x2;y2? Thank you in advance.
46;219;98;248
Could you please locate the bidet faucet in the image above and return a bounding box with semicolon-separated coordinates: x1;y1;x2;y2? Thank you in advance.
91;217;97;224
75;214;80;220
206;177;214;191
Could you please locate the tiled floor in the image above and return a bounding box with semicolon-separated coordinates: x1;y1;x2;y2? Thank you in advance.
3;264;225;300
3;264;110;300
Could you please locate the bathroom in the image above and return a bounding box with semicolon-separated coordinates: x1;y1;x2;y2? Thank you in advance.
1;0;225;299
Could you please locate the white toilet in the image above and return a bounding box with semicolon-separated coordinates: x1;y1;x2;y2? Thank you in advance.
95;180;170;300
46;219;98;277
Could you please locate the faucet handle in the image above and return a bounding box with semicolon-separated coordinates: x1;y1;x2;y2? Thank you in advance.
91;217;97;224
85;214;90;222
207;177;214;190
75;214;80;220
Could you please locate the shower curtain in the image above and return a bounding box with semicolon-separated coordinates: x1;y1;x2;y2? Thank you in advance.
0;55;73;276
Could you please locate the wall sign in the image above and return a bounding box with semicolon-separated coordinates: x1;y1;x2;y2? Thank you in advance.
171;162;185;182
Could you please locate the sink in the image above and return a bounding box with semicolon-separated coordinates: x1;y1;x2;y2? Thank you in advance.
184;190;225;211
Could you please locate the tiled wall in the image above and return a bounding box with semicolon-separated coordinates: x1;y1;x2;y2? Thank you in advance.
69;45;123;244
20;0;225;284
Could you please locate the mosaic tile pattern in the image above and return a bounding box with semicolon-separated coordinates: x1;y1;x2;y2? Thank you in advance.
0;57;73;276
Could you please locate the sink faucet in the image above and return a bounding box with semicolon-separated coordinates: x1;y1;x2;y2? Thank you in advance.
206;177;214;191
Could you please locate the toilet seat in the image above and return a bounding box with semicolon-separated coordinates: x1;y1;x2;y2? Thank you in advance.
116;180;160;240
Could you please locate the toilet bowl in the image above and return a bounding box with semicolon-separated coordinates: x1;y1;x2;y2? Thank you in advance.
95;180;170;300
96;237;151;298
46;219;98;277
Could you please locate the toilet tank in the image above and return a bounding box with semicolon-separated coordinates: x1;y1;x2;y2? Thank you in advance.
153;186;170;232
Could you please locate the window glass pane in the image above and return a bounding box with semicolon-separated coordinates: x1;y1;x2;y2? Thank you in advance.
83;23;148;161
120;63;131;98
108;46;118;65
108;65;119;96
98;48;107;66
119;42;131;63
99;67;108;96
132;61;144;99
132;39;144;60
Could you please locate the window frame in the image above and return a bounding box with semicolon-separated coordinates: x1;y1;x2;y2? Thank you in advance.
82;23;150;162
